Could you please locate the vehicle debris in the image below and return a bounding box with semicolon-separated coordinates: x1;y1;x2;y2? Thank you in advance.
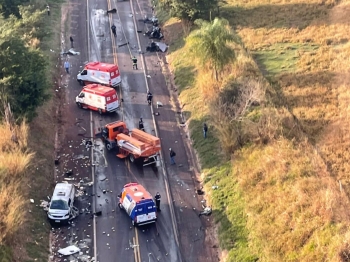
57;245;80;256
61;48;81;56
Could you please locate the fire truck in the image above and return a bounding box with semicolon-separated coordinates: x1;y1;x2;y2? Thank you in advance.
96;121;161;166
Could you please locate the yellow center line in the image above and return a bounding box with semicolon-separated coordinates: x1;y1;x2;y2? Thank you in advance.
133;236;138;262
135;227;141;262
107;0;118;65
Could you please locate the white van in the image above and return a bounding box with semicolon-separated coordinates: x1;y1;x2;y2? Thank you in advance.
47;183;75;223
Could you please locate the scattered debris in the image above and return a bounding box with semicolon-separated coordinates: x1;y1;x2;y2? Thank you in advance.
118;42;129;47
30;199;35;203
155;42;168;52
199;206;212;217
156;101;163;108
57;245;80;256
106;8;116;14
61;48;81;56
40;200;49;211
212;185;219;190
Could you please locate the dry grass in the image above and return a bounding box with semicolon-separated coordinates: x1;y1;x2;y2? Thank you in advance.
164;0;350;260
0;122;33;245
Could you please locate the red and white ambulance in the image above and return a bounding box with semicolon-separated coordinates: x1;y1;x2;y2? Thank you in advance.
77;62;121;88
75;84;119;114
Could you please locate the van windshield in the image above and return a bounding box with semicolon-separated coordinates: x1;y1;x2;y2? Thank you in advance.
50;200;69;210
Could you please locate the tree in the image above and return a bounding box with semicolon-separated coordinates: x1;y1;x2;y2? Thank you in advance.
0;0;29;18
159;0;219;21
186;18;238;80
210;78;265;153
0;36;49;121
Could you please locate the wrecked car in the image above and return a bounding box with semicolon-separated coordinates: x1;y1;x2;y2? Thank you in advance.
47;183;75;224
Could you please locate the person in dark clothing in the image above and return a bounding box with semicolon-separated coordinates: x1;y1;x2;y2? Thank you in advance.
147;91;153;105
132;56;138;70
138;118;145;131
47;5;50;16
203;123;208;138
70;36;74;48
111;24;117;36
154;192;161;211
169;148;176;165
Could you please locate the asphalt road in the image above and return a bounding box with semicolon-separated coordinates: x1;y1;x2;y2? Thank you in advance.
51;0;217;261
88;0;180;261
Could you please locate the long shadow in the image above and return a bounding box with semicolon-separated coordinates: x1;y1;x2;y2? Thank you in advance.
221;2;336;29
268;70;337;142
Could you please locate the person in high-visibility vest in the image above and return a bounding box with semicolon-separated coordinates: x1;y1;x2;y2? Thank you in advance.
132;56;138;70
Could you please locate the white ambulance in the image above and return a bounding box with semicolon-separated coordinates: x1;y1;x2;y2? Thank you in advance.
77;62;121;88
76;84;119;114
47;183;75;224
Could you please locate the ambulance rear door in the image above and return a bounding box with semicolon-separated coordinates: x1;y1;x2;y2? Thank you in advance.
105;91;119;112
110;67;121;87
134;200;157;225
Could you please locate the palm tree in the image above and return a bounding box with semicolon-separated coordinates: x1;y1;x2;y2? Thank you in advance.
186;18;237;81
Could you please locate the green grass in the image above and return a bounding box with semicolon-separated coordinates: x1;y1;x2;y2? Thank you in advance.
0;245;13;262
205;163;257;262
253;43;319;77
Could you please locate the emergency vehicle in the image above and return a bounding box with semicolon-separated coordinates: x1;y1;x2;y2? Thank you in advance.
77;62;121;88
118;183;157;226
47;183;75;224
76;84;119;114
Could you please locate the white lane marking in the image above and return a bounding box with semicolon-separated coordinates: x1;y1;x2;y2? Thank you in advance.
127;0;182;255
86;0;98;260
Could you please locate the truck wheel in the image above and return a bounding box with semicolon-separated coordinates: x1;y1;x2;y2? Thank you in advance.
132;220;136;226
129;154;135;163
79;80;85;86
118;203;123;209
76;102;82;108
106;142;112;151
98;109;103;115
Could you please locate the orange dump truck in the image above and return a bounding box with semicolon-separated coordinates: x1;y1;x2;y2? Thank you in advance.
96;121;161;166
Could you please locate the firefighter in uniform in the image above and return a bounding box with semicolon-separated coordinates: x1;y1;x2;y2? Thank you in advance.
111;24;117;36
132;56;138;70
147;91;153;105
138;118;145;131
155;192;161;211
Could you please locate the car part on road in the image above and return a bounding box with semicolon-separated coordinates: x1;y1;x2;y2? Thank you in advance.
58;245;80;256
106;8;117;14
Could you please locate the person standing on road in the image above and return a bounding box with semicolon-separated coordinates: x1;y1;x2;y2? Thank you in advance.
132;56;138;70
70;36;74;48
46;5;50;16
154;192;161;211
111;24;117;37
169;148;176;165
64;60;70;74
147;91;153;105
203;123;208;138
139;118;145;131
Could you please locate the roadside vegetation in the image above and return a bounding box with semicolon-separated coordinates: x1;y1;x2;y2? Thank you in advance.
0;0;63;261
158;0;350;261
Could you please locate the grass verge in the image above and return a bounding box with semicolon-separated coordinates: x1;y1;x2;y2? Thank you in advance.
0;1;64;261
163;0;350;261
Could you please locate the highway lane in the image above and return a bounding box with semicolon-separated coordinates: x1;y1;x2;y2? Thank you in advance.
87;0;181;261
